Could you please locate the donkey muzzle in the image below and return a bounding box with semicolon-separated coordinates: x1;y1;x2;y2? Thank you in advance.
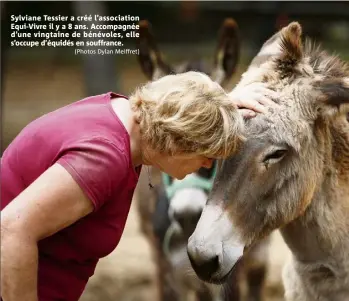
186;204;245;284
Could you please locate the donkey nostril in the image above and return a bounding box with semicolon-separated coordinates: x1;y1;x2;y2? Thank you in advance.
177;216;186;228
173;212;185;227
200;255;219;275
193;212;202;225
173;211;202;232
187;251;220;280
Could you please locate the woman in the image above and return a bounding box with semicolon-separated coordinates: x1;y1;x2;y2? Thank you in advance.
1;71;275;301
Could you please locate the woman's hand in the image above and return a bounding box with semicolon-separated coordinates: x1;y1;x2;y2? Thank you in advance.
229;82;278;118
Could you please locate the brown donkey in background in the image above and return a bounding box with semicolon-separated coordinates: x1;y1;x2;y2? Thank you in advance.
135;19;271;301
187;21;349;301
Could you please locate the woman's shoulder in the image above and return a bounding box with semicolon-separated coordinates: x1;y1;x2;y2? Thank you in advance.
74;91;128;106
21;92;130;148
3;91;133;181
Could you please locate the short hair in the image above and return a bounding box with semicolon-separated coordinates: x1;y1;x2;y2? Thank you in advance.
130;71;244;158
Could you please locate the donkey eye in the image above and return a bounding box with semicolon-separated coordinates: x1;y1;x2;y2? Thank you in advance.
263;149;287;164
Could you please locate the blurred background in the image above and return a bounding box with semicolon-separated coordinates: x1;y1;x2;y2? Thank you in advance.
1;1;349;301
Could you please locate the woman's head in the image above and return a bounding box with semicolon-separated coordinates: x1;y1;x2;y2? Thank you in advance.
130;71;244;178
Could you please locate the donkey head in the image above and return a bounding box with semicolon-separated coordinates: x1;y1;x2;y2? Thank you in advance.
166;163;217;237
137;18;240;88
187;22;349;284
154;163;218;289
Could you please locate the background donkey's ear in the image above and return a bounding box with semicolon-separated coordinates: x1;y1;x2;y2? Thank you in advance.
315;77;349;116
137;20;173;80
211;18;240;87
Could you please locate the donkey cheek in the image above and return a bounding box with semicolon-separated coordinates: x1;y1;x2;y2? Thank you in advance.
226;206;258;245
298;182;317;216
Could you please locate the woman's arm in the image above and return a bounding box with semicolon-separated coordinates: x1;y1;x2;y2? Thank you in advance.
1;163;94;301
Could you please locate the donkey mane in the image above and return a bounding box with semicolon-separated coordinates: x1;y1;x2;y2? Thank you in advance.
254;23;349;112
304;39;349;78
257;22;349;81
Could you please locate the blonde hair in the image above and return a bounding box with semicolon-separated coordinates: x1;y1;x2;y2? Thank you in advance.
130;71;244;158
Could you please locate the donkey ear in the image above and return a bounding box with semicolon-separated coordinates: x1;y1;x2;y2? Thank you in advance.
316;78;349;114
211;18;240;86
275;22;303;78
248;22;303;74
137;20;173;80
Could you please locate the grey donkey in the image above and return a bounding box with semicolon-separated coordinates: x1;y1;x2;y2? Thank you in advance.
187;21;349;301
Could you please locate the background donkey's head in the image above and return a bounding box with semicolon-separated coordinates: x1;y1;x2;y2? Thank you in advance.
187;21;349;284
136;17;241;245
137;18;240;89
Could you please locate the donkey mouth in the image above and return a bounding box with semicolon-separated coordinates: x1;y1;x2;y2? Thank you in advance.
187;249;243;284
188;255;243;284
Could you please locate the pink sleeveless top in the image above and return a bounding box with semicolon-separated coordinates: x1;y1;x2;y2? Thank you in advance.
1;92;141;301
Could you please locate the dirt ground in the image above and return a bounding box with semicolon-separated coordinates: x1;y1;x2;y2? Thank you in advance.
3;58;291;301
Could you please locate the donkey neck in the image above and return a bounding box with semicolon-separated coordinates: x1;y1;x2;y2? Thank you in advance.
280;184;349;263
280;120;349;267
280;179;349;298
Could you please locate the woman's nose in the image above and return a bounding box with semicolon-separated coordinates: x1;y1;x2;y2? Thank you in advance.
202;158;213;169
